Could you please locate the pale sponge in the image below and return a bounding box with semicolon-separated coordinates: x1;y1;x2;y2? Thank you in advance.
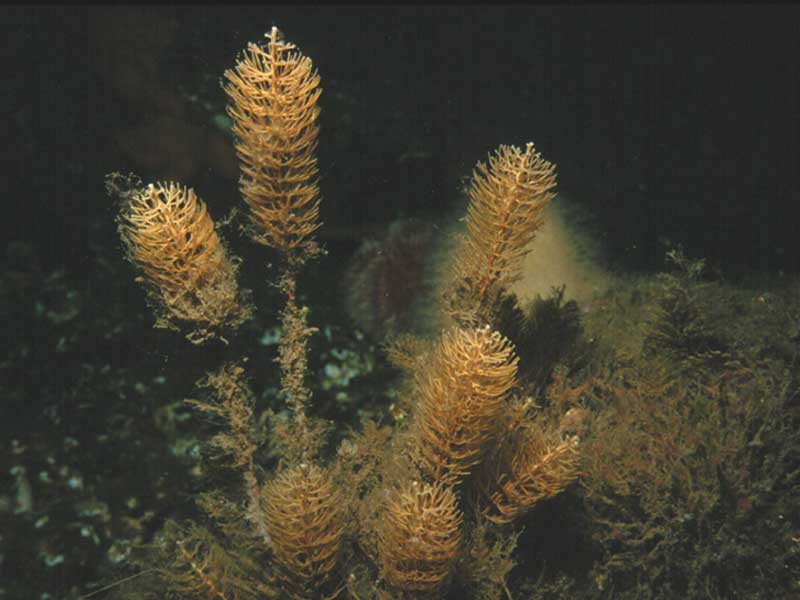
423;192;611;334
510;195;611;308
342;191;611;339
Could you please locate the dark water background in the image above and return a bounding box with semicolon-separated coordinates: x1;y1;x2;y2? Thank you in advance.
4;5;799;278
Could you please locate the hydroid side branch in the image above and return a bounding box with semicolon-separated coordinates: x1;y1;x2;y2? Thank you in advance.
478;422;580;524
224;26;322;260
414;327;519;484
262;463;344;597
379;480;462;591
454;143;557;319
117;181;250;342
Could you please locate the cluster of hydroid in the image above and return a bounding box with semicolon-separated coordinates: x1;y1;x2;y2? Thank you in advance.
342;219;437;340
112;25;583;600
114;26;344;599
106;22;800;599
374;142;579;593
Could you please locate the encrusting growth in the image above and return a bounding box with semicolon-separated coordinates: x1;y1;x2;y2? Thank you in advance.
224;25;322;260
117;180;250;343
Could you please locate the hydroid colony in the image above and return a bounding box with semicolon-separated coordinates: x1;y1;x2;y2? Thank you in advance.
114;26;581;599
